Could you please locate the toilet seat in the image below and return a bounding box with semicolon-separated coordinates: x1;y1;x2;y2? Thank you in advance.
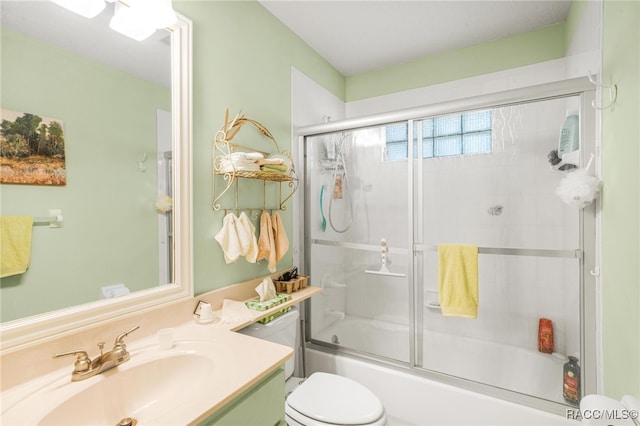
286;372;386;426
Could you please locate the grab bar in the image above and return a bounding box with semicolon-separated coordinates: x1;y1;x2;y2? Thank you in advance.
312;239;580;259
33;210;63;228
312;239;409;255
416;245;581;259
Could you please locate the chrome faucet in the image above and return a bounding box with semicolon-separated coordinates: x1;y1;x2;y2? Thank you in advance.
53;325;140;381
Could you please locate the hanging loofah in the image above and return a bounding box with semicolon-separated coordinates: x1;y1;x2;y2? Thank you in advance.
555;154;602;208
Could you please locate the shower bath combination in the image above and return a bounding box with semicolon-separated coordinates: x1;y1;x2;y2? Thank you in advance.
300;78;598;416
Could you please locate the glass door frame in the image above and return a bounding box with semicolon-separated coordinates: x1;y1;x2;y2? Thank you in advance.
296;77;598;416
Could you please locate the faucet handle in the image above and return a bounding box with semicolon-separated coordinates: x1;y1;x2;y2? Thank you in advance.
114;325;140;346
53;350;91;373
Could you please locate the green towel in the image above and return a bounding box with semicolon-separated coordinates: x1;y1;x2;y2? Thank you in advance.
1;216;34;278
261;164;288;173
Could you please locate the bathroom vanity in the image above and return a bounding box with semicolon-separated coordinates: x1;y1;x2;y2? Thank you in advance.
0;283;321;425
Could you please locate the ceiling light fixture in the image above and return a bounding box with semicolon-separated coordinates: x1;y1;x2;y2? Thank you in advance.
50;0;178;41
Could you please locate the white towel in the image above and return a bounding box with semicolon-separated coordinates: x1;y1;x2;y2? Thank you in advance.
219;158;260;173
220;299;255;324
214;213;242;264
244;152;264;161
237;212;258;263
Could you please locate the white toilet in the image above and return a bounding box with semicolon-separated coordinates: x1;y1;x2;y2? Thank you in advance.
238;307;387;426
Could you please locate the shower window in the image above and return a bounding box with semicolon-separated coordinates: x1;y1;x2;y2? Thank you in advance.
385;110;492;161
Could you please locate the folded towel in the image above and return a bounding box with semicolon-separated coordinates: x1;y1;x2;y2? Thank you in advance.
237;212;258;263
229;151;264;161
1;216;34;278
256;158;285;166
214;213;242;264
257;211;277;272
261;164;288;173
272;211;289;265
438;244;478;318
243;152;265;161
219;158;261;173
220;299;255;324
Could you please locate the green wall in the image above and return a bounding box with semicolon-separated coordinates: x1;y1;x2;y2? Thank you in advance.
601;0;640;400
0;29;170;321
171;1;343;294
345;23;566;102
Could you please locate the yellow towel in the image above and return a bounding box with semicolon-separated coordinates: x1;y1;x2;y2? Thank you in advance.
438;244;478;318
1;216;34;278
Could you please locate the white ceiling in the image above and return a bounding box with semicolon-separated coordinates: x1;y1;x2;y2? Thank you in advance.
1;1;572;84
259;0;572;76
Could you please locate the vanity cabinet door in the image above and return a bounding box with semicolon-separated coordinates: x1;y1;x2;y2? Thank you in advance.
199;367;285;426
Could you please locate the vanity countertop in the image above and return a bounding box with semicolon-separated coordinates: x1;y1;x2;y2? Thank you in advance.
171;323;294;425
1;285;322;425
0;319;293;426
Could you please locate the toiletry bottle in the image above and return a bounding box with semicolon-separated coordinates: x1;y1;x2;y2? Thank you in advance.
538;318;554;354
558;111;579;159
563;356;581;406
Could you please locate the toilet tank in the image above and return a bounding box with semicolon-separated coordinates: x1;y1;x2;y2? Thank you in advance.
237;307;299;379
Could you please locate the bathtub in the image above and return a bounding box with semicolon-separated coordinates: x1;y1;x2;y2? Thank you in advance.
310;316;576;425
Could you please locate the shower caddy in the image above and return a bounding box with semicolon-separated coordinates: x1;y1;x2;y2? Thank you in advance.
212;109;298;214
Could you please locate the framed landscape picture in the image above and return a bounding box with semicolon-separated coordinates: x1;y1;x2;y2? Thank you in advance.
0;109;66;185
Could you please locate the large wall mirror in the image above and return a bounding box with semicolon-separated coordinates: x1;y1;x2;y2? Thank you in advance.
0;1;192;351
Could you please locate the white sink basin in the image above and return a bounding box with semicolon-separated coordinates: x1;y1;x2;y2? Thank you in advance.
2;340;217;425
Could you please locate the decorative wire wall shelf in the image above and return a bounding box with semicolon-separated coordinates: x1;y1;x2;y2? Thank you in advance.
212;109;298;212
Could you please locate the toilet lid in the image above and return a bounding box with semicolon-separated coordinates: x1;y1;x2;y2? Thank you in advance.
286;372;385;425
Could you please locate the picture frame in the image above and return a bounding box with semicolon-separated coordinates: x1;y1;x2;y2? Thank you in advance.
0;109;66;185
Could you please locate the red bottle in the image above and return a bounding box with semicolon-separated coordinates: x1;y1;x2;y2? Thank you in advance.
538;318;554;353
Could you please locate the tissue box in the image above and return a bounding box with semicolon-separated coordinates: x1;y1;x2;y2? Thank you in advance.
255;306;292;324
245;293;292;311
245;293;293;324
274;275;309;294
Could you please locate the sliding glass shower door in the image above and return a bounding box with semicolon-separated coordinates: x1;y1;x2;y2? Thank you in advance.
413;95;590;405
302;79;596;409
305;125;412;363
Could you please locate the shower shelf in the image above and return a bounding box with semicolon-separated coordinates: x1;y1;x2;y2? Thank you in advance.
212;109;298;212
552;149;580;171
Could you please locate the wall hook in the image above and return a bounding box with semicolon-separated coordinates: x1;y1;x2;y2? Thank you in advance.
138;152;147;173
588;73;617;111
